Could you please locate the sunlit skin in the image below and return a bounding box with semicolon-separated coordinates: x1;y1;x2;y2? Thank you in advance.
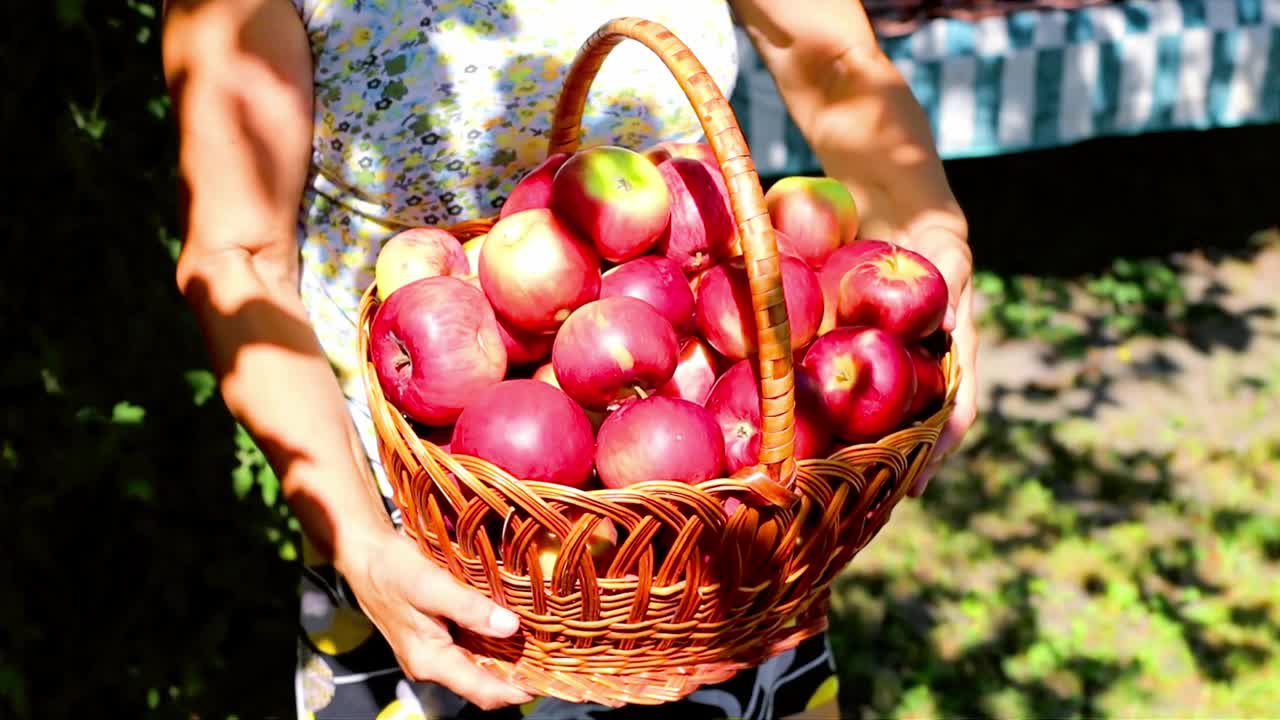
550;297;679;411
837;244;948;342
478;208;601;333
550;145;672;262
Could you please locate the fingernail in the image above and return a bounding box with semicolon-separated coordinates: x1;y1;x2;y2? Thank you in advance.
489;606;520;635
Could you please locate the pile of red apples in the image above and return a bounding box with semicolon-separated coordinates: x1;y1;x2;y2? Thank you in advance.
368;141;950;570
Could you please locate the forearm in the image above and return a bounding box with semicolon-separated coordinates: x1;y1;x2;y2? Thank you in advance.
178;246;392;574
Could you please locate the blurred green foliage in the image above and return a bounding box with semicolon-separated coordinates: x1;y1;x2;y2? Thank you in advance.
5;1;1278;718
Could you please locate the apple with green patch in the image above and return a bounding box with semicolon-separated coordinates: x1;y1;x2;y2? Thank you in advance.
764;176;860;270
550;145;672;262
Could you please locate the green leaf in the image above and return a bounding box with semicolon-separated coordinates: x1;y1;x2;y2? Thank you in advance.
147;688;160;709
231;464;254;500
126;477;155;503
55;0;83;26
184;370;217;406
112;401;146;425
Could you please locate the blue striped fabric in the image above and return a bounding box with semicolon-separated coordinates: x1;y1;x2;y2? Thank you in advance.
728;0;1280;174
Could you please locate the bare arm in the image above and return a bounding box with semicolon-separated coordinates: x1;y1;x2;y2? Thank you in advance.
729;0;978;493
160;0;530;707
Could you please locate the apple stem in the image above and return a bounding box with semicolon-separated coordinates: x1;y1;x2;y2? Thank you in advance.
631;384;648;400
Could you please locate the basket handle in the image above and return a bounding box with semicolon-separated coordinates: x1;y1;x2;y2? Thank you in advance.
547;17;798;502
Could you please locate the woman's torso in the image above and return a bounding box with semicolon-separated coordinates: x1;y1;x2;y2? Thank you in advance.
288;0;740;450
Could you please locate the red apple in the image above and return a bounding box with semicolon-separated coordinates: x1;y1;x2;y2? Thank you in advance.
837;244;948;342
451;379;595;489
495;314;554;367
549;145;672;262
652;157;736;274
705;359;833;474
600;255;696;338
643;140;718;169
374;227;470;301
818;239;894;335
370;276;507;426
801;326;916;443
907;344;947;419
500;152;571;218
764;176;860;270
478;208;601;334
531;362;608;431
594;396;726;488
694;254;824;361
658;336;721;406
551;297;679;411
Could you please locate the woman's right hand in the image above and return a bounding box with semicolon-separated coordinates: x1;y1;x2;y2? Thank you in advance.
161;0;534;710
338;525;536;709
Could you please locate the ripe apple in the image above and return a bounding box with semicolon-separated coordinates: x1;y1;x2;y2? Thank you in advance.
643;140;717;169
818;239;893;335
594;395;726;488
694;254;825;361
658;336;721;406
374;227;470;301
369;276;507;426
907;344;947;419
531;361;608;431
526;511;620;580
599;255;696;338
500;152;571;218
451;379;595;489
801;326;916;443
478;208;601;334
837;243;949;342
495;314;554;367
551;297;679;411
652;157;736;274
705;359;833;474
763;176;859;270
549;145;672;262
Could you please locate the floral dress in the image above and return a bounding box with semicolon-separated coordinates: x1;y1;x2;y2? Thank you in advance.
285;1;839;717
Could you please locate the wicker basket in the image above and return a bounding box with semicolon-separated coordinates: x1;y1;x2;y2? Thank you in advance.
357;17;960;707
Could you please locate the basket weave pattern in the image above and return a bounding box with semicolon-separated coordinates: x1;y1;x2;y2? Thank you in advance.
357;17;960;707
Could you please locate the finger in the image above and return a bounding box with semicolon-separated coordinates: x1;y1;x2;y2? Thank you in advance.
402;559;522;638
404;640;534;710
910;282;978;497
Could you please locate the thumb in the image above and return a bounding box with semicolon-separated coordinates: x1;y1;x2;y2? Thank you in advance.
910;227;970;333
405;556;522;638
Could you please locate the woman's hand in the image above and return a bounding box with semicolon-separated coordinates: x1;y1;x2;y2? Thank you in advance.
338;525;535;709
731;0;980;495
162;0;533;708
